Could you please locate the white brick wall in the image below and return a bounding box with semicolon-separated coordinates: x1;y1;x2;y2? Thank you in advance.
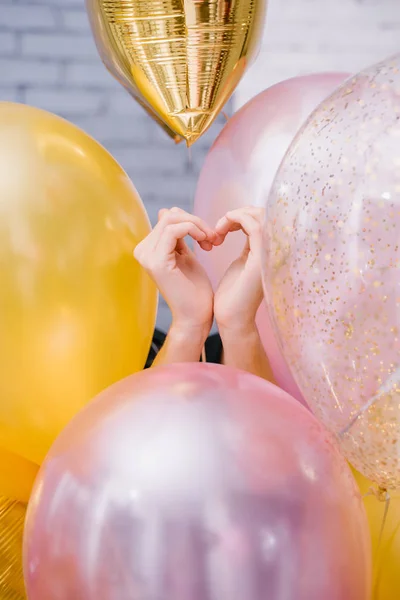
2;0;399;329
236;0;400;107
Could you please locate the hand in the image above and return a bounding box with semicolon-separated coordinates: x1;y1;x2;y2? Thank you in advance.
213;207;265;333
134;207;216;342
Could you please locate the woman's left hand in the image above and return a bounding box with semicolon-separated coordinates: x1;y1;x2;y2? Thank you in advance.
213;207;265;334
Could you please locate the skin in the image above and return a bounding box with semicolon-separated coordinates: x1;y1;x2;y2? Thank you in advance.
134;206;275;382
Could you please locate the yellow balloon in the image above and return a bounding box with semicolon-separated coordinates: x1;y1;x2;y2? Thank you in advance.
0;447;38;504
0;449;38;599
0;496;27;599
86;0;267;145
0;102;157;465
355;469;400;600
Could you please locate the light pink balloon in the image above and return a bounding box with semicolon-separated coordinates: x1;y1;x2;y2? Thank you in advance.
24;363;371;599
263;54;400;489
194;73;350;402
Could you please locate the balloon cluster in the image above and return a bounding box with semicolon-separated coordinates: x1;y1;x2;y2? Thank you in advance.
2;2;399;597
21;65;376;599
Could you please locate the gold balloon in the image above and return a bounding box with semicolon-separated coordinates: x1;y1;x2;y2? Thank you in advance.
0;102;157;465
86;0;267;145
0;447;38;505
0;497;27;599
0;449;38;599
355;470;400;600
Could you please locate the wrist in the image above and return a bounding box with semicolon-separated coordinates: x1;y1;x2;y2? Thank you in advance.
169;320;211;348
218;321;258;341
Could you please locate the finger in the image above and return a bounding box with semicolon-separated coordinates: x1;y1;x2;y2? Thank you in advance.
139;208;216;261
156;208;216;242
198;239;213;251
215;208;264;236
158;208;169;222
156;222;207;256
215;210;260;236
239;206;265;221
215;211;263;254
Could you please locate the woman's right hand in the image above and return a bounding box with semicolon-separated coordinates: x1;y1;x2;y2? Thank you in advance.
134;207;216;344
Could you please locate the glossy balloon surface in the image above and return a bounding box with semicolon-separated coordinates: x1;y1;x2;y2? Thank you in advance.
24;364;370;600
86;0;266;144
0;102;157;465
0;497;27;600
263;54;400;488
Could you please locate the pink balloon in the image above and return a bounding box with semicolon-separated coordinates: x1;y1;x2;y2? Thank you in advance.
263;54;400;488
194;73;350;403
24;364;370;599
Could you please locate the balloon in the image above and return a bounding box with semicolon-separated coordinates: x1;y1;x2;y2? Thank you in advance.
24;363;371;600
86;0;266;145
0;447;38;504
0;102;157;465
355;469;400;600
0;497;28;599
0;450;38;599
194;73;349;402
263;54;400;488
85;0;182;144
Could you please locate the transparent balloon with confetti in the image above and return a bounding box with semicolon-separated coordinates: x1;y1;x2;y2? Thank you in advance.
263;53;400;490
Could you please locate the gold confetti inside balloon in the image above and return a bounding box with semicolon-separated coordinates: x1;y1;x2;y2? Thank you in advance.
0;102;157;466
86;0;267;145
263;54;400;489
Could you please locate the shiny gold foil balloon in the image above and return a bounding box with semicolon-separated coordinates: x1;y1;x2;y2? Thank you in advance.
0;102;157;465
86;0;266;144
0;497;27;600
355;470;400;600
0;449;38;599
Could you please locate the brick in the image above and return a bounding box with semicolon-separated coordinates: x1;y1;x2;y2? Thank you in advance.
111;145;187;175
265;22;400;53
0;87;22;103
107;91;145;116
28;0;83;5
0;32;16;55
236;0;400;110
133;173;197;206
61;9;91;33
0;59;59;85
146;197;193;222
73;115;150;145
264;0;400;25
21;33;98;60
64;62;118;88
24;88;103;117
1;5;56;30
